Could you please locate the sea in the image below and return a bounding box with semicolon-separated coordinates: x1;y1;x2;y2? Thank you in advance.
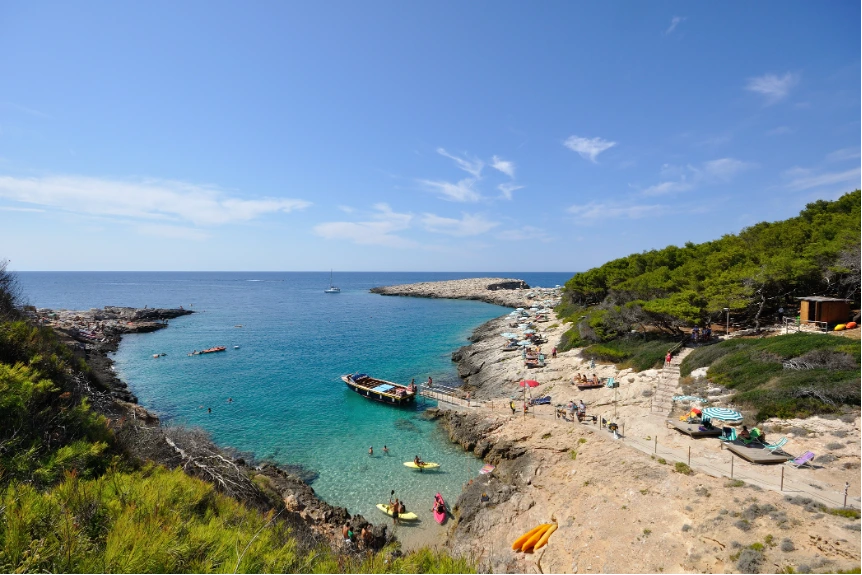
17;271;572;532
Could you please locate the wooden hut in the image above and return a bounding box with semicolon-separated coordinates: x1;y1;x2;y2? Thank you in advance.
795;296;851;326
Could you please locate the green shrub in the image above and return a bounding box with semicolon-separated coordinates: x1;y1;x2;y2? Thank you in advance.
674;462;692;475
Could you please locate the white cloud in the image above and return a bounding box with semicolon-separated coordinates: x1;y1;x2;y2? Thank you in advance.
421;212;499;237
563;135;617;163
567;201;665;220
784;167;861;191
436;148;484;178
496;226;552;242
337;205;355;213
313;203;415;247
417;178;483;202
826;148;861;163
497;182;523;200
746;72;798;104
665;16;686;35
0;175;311;226
491;155;515;178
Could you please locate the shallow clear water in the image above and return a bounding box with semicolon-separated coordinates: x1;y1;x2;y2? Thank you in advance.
18;271;572;523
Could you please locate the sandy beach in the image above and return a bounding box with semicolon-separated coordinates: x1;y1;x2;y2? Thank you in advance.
375;278;862;573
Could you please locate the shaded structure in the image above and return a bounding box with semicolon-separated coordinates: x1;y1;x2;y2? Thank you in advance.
795;296;851;326
726;443;791;464
666;420;723;438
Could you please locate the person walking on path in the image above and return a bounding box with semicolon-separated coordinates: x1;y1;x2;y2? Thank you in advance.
552;346;557;358
665;352;672;365
509;400;516;415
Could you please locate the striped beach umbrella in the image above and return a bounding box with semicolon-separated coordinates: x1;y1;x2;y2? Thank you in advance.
701;407;743;423
673;395;709;403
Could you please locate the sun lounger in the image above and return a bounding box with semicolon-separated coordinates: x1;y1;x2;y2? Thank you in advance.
741;428;762;445
787;451;815;468
762;437;789;454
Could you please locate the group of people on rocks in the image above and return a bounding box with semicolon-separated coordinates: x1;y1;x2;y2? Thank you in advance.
573;373;600;385
342;523;374;548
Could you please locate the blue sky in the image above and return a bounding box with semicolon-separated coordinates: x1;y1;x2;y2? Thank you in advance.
1;1;859;272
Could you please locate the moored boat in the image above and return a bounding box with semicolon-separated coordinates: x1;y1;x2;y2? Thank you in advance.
200;346;226;354
342;373;416;405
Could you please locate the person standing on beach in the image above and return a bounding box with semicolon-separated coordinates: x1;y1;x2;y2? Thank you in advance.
552;346;557;358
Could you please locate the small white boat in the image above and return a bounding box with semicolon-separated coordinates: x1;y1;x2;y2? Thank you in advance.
324;270;341;293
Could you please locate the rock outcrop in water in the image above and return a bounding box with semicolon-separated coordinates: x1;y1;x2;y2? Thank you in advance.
370;277;536;307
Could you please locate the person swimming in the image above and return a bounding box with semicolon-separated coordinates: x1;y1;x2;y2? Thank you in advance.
368;446;373;456
383;445;389;454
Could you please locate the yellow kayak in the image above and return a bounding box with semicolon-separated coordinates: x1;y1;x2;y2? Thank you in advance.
376;503;418;521
403;461;440;470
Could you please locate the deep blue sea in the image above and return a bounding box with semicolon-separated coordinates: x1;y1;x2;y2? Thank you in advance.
17;272;572;525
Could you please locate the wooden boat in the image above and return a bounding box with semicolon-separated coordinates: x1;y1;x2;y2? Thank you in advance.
342;373;416;405
200;346;226;354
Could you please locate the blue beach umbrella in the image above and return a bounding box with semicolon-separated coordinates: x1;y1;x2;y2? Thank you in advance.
517;340;532;346
701;407;743;423
500;332;518;339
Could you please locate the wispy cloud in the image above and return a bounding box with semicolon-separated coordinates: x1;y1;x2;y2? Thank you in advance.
767;126;795;136
567;201;665;221
0;101;50;118
703;158;752;180
826;148;861;163
643;158;754;196
0;205;45;212
665;16;686;35
784;167;861;191
497;182;523;201
746;72;798;104
496;225;552;242
0;175;311;226
337;205;355;213
313;203;415;247
491;155;515;178
642;180;693;196
418;178;483;202
437;148;484;178
136;224;211;241
421;213;499;237
563;135;617;163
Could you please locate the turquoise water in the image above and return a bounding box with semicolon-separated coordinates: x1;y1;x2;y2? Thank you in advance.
17;272;572;523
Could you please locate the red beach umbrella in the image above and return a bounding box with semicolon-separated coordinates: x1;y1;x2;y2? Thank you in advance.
519;380;540;387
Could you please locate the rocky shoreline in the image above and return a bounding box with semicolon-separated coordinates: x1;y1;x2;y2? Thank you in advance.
391;281;862;573
371;277;561;308
34;305;394;554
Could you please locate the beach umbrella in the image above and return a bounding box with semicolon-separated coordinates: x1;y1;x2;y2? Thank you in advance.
673;395;708;403
500;332;518;339
523;329;536;334
517;340;532;346
701;407;743;423
519;380;540;387
516;308;524;311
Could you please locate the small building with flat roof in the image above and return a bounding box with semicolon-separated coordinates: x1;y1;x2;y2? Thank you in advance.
795;296;851;325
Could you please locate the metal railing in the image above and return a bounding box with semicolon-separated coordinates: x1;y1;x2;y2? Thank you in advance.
471;400;860;510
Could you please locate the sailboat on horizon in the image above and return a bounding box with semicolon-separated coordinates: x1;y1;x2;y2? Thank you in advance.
324;270;341;293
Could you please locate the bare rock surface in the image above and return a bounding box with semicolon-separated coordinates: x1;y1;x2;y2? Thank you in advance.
371;277;560;308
